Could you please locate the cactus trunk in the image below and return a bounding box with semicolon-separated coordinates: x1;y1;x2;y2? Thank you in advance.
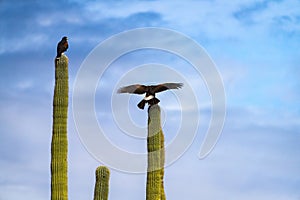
93;166;110;200
146;104;166;200
51;55;69;200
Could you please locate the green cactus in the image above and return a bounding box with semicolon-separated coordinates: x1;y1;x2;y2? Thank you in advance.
146;104;166;200
93;166;110;200
50;55;69;200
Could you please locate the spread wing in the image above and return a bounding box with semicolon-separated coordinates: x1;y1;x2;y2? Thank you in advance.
152;83;183;93
117;84;147;94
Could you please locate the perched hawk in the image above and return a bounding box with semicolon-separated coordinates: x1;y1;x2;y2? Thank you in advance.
56;36;68;59
117;83;183;109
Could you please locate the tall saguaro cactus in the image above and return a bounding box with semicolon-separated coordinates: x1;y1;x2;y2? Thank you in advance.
146;104;166;200
51;55;69;200
93;166;110;200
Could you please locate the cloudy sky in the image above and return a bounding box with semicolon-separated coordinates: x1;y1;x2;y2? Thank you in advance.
1;0;300;199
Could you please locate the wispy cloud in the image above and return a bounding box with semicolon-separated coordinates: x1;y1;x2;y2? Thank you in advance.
233;0;300;34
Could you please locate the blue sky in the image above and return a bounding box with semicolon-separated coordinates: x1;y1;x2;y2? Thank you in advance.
1;0;300;199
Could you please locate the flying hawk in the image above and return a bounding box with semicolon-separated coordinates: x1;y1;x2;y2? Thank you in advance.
117;83;183;109
56;36;68;59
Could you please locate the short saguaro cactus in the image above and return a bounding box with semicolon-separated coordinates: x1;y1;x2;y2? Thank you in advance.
94;166;110;200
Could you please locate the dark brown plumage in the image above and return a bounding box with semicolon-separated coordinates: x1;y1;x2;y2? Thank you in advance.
117;83;183;109
56;36;68;59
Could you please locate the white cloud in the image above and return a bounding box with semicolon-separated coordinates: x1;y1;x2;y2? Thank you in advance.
0;184;47;199
0;34;48;54
15;80;34;90
122;0;300;39
84;1;157;19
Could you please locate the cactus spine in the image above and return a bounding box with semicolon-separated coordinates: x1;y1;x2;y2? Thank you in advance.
146;104;166;200
93;166;110;200
51;55;69;200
